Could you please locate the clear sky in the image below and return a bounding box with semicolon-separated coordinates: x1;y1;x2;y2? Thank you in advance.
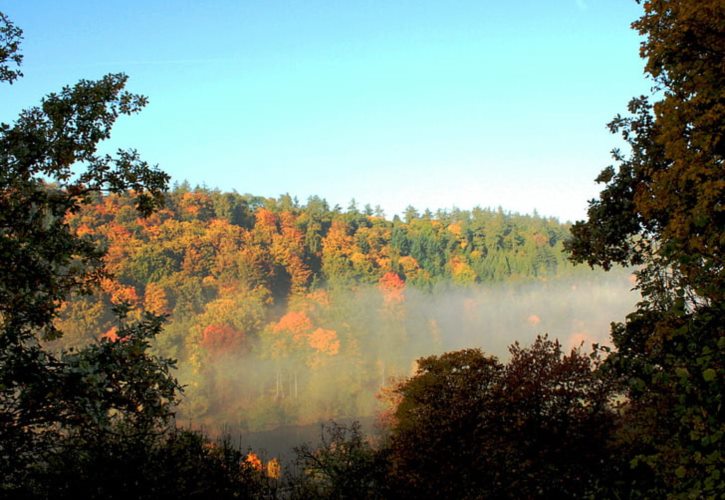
2;1;650;222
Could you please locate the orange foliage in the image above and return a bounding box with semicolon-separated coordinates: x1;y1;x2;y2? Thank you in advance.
376;256;393;272
306;289;330;307
135;208;173;235
76;223;94;237
273;311;313;342
102;222;136;275
307;328;340;355
254;208;278;242
179;191;213;219
102;278;140;306
352;225;392;274
532;232;549;247
106;222;133;241
182;246;206;276
101;326;128;343
237;242;270;287
322;220;355;258
379;272;405;304
256;207;278;227
285;254;313;295
447;221;463;236
102;326;119;342
94;194;122;217
207;220;245;278
244;452;263;472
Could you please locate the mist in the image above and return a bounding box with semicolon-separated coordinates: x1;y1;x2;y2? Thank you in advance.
171;269;638;443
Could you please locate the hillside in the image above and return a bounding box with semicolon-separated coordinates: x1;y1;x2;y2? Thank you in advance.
54;186;634;430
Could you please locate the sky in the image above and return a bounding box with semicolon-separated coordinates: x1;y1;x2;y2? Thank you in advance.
2;0;651;222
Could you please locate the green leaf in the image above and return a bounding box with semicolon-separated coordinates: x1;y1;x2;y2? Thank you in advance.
675;367;690;379
702;368;716;382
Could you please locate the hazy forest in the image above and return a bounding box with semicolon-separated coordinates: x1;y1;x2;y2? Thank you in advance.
1;1;723;499
53;186;638;433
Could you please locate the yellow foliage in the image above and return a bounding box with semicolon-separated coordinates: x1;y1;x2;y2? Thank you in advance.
350;252;368;268
449;256;476;284
266;458;281;479
144;282;169;315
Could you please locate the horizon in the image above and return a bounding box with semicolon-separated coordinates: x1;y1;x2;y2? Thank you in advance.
1;1;650;222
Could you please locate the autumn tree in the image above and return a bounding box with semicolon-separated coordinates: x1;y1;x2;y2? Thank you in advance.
565;1;723;496
322;218;358;284
273;210;313;295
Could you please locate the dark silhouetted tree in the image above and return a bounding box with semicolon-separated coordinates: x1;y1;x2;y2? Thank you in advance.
566;0;723;496
386;337;614;499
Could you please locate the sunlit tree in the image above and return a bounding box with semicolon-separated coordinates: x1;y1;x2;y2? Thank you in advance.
566;1;724;496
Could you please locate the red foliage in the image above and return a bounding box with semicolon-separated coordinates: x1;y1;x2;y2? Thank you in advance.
201;323;246;354
379;272;405;304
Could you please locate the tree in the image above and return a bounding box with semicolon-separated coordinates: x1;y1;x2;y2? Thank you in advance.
0;12;22;84
289;421;386;499
0;12;181;496
385;337;614;499
565;1;723;496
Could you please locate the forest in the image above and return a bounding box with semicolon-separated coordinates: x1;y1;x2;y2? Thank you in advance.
53;187;635;433
1;1;723;498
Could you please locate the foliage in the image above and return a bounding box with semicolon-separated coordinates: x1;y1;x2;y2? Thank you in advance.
387;349;502;499
48;173;606;432
0;12;22;84
65;186;579;314
289;421;387;499
0;8;655;498
35;428;272;500
0;12;268;499
565;0;724;496
385;337;615;499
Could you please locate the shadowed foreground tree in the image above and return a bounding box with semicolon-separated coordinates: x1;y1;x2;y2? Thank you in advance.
0;11;174;494
566;0;723;496
385;337;615;499
289;421;387;499
0;13;270;499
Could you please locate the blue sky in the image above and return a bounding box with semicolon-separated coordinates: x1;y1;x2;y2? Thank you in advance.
2;1;650;221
